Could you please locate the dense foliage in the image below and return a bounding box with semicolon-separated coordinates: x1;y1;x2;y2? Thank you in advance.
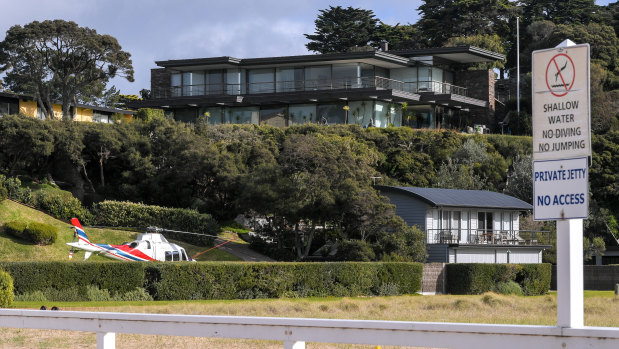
0;261;422;301
446;263;551;295
0;115;616;259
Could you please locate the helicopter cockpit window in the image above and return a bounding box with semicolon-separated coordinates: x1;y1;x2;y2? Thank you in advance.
181;250;188;261
145;241;151;249
130;242;138;249
165;251;180;261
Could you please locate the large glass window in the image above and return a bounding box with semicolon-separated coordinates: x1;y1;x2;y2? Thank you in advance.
276;67;304;92
348;101;373;127
171;73;181;97
288;104;317;125
432;67;444;93
418;67;431;91
198;107;223;125
183;72;204;96
226;69;245;95
304;66;331;90
360;63;374;88
408;105;434;129
332;64;359;89
206;70;223;95
317;103;346;125
93;111;111;123
248;68;274;94
175;108;198;123
260;106;287;127
224;107;259;124
374;101;398;128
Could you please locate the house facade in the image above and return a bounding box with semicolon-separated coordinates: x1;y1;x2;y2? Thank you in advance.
0;91;134;123
378;186;549;264
135;46;504;130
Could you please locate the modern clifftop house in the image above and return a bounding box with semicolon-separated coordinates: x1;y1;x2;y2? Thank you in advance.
135;46;504;130
0;91;134;123
377;186;550;264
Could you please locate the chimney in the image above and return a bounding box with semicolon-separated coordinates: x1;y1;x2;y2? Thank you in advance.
380;40;389;52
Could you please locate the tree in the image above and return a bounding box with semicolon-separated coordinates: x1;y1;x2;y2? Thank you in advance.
416;0;516;47
375;22;424;50
305;6;379;53
519;0;599;27
504;154;532;203
0;20;134;120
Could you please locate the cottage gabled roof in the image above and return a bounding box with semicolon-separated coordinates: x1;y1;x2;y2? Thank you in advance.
378;186;532;210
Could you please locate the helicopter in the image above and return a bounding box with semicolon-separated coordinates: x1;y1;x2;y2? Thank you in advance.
67;218;194;262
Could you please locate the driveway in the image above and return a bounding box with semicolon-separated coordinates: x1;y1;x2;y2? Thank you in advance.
214;238;275;262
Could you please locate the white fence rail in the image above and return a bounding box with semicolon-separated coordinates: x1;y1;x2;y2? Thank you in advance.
1;309;618;349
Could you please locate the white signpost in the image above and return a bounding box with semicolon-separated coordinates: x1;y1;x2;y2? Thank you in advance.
532;40;590;329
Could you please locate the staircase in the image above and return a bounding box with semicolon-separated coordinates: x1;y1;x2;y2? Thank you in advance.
421;263;446;294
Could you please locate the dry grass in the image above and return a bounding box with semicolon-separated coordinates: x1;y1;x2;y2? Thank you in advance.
2;292;617;348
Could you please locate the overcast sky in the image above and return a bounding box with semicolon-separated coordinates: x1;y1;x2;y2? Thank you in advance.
0;0;615;95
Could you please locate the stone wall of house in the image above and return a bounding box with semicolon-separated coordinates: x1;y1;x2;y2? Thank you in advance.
151;68;171;99
455;70;496;131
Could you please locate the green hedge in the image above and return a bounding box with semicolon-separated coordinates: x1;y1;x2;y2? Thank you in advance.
33;190;93;224
0;262;146;301
0;262;422;301
446;263;551;296
93;201;218;246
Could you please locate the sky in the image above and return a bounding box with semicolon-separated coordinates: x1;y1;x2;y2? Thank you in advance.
0;0;615;95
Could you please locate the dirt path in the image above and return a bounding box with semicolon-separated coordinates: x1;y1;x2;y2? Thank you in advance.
215;238;275;262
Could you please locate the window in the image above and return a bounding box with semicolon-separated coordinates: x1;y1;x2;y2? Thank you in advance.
478;212;493;233
260;106;287;127
304;66;331;90
317;103;346;125
171;73;181;97
276;67;304;92
288;104;316;125
332;64;358;88
206;70;223;95
165;251;180;261
248;68;274;94
224;106;259;124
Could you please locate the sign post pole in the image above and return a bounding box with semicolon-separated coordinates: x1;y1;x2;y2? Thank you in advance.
532;39;590;330
556;218;584;328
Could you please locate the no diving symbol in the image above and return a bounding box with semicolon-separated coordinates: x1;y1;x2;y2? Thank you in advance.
545;53;575;97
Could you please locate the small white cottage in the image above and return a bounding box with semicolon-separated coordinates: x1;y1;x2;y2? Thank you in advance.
377;186;549;264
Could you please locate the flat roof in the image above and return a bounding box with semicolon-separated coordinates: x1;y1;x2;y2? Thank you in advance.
155;45;504;70
378;186;532;210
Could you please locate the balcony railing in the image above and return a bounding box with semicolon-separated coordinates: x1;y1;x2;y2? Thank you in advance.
152;76;468;99
427;229;551;246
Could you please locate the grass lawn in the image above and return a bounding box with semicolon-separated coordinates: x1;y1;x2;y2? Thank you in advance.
3;292;618;348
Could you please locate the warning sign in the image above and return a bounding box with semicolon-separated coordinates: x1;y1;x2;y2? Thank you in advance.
545;53;575;97
532;44;591;161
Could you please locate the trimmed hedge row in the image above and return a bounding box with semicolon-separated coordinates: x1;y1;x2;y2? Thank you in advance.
1;261;423;301
446;263;551;296
0;262;145;301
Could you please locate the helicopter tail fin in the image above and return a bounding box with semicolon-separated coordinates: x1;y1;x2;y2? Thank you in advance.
71;218;90;244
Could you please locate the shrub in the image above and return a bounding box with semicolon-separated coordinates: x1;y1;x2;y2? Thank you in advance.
334;240;376;261
14;290;48;302
495;281;524;296
113;287;153;302
0;269;14;307
33;190;93;224
86;285;112;301
446;263;551;296
24;222;58;245
3;221;27;239
93;201;218;246
0;186;7;202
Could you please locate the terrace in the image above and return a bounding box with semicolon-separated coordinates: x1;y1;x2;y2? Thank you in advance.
427;228;551;246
